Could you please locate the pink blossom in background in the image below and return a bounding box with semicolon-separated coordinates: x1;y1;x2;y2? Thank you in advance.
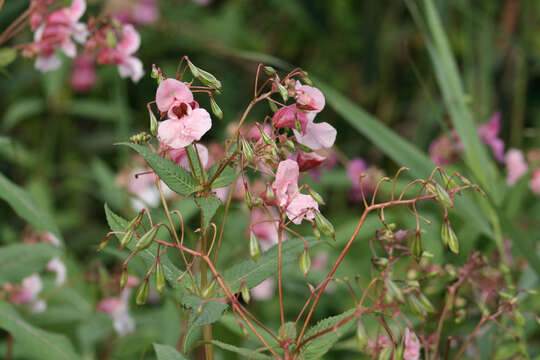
505;149;528;185
46;258;67;286
295;81;325;113
9;274;46;313
245;123;272;142
169;144;209;171
112;0;158;25
429;134;461;166
97;297;135;336
213;177;245;203
347;158;385;203
43;232;61;246
123;168;174;210
478;112;505;163
30;0;88;72
70;54;96;92
529;169;540;195
252;278;275;301
367;334;392;357
403;328;421;360
249;208;280;251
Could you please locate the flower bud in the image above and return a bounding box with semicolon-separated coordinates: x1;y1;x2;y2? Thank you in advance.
240;280;250;304
210;97;223;120
410;232;423;262
120;270;128;289
136;280;149;305
314;212;335;239
198;68;222;90
263;66;276;76
294;116;303;133
299;248;311;276
245;191;253;208
435;183;453;208
202;279;216;298
149;109;158;137
240;138;254;164
313;226;321;241
259;127;274;146
155;262;165;293
98;239;108;251
308;188;325;205
186;59;200;78
385;278;405;303
277;83;288;102
371;257;389;271
285;140;296;152
301;73;313;86
356;321;368;350
442;222;459;254
249;231;261;262
268;99;278;113
124;213;142;232
120;228;135;248
264;184;275;203
135;226;159;251
151;64;159;79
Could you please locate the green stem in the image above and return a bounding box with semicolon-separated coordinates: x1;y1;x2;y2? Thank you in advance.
200;214;214;360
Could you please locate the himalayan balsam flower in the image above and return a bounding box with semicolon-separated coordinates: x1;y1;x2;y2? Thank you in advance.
403;328;421;360
249;208;280;251
31;0;88;72
43;232;67;286
169;144;209;171
478;111;504;163
156;79;212;149
97;276;138;336
9;274;46;313
112;0;159;25
297;151;326;172
529;169;540;195
70;54;96;93
429;134;461;166
252;278;275;301
505;149;528;185
272;160;318;224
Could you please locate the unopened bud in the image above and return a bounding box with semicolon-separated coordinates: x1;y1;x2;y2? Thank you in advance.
198;68;222;90
149;109;158;137
135;226;159;251
435;183;453;208
249;231;261;262
259;127;274;145
136;280;149;305
202;279;216;298
313;226;321;241
385;278;405;303
301;73;313;86
120;270;128;289
408;293;427;317
210;97;223;120
120;229;135;248
240;138;254;164
314;212;335;239
186;59;200;78
410;232;423;262
124;213;142;232
240;280;250;304
294;116;302;133
285;140;296;152
245;191;252;208
151;64;159;79
265;184;275;202
155;262;165;293
268;99;278;113
277;83;288;102
442;222;459;254
299;248;311;276
263;66;276;76
308;188;325;205
418;292;435;313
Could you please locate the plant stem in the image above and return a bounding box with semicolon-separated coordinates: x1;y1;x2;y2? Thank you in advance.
277;222;286;337
200;215;214;360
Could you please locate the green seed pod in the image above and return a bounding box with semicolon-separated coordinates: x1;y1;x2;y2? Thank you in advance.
314;212;335;239
418;291;435;313
385;278;405;303
210;97;223;120
446;223;459;254
240;281;250;304
249;231;261;262
277;83;288;102
149;109;158;137
120;228;135;248
299;249;311;276
198;68;222;90
378;346;393;360
120;270;128;289
186;59;200;78
265;184;275;202
151;64;159;79
268;99;278;113
285;140;296;152
435;183;453;208
135;226;159;251
308;188;325;205
410;232;423;262
313;226;321;241
259;127;274;145
245;191;253;208
202;279;216;298
371;257;389;271
252;197;263;207
301;74;313;86
136;280;149;305
408;293;427;317
106;30;117;47
356;321;368;350
440;171;458;190
155;262;165;293
514;310;525;327
241;138;254;164
98;240;108;251
294;116;302;133
441;222;449;249
124;213;142;232
263;66;276;76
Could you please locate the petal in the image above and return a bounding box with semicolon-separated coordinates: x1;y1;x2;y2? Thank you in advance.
346;158;367;185
71;22;88;43
286;194;318;224
65;0;86;21
294;120;336;150
272;160;299;207
35;55;62;72
170;144;208;170
155;78;194;112
118;24;140;55
118;57;144;82
295;82;325;112
158;119;184;148
61;39;76;57
181;108;212;143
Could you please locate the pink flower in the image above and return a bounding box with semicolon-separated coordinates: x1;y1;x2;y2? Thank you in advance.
295;81;325;113
347;158;384;202
9;274;46;313
293;113;336;150
70;54;96;92
478;112;504;163
32;0;88;72
272;160;318;224
250;208;280;251
252;278;275;301
132;0;159;25
169;144;209;171
429;134;461;166
46;258;67;286
403;328;421;360
156;78;195;113
97;296;135;336
529;168;540;195
271;105;308;132
297;151;325;172
505;149;528;185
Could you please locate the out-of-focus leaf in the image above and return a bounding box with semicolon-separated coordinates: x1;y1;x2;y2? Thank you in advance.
0;172;62;240
211;340;273;360
118;142;200;196
0;243;59;285
90;158;126;210
0;301;81;360
0;136;35;166
67;99;121;122
153;343;188;360
2;97;45;130
194;196;221;231
0;47;16;67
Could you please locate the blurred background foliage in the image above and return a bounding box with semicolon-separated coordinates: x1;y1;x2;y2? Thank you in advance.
0;0;539;359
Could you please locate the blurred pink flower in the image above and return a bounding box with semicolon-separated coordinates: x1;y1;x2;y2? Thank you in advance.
403;328;421;360
249;208;280;251
97;296;135;336
46;258;67;286
293;113;336;150
272;104;308;132
252;278;275;301
505;149;528;185
213;177;245;203
429;134;461;166
347;158;384;202
9;274;46;313
70;54;96;92
478;112;504;163
529;169;540;195
272;160;318;224
169;144;209;171
295;81;325;113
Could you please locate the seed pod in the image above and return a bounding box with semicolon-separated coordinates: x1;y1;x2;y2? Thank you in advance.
240;138;254;164
124;213;142;232
106;30;117;47
149;109;158;136
151;64;159;79
259;127;274;146
446;223;459;254
263;66;276;76
418;291;435;313
155;262;165;293
314;212;335;239
408;293;427;317
385;278;405;303
120;228;135;248
240;281;250;304
98;240;108;251
120;270;128;289
435;183;453;208
371;257;389;271
378;346;393;360
210;97;223;120
285;140;296;152
252;197;263;207
268;99;278;113
198;68;222;90
277;83;288;102
136;280;149;305
356;321;368;350
249;231;261;262
441;222;449;248
245;191;253;208
313;226;321;241
202;279;216;298
301;73;313;86
265;184;275;202
135;226;159;251
294;116;302;133
440;171;457;190
308;188;325;205
186;59;200;78
299;249;311;276
296;143;313;153
410;232;423;263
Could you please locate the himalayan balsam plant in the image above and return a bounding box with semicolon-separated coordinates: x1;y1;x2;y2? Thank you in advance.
97;58;535;360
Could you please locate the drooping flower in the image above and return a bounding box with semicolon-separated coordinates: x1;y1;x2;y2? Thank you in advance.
156;79;212;149
272;160;318;224
169;144;209;171
97;276;138;336
272;104;308;132
70;54;96;92
403;328;421;360
295;81;325;113
46;258;67;286
529;168;540;195
478;111;504;163
249;207;280;251
30;0;88;72
505;149;528;185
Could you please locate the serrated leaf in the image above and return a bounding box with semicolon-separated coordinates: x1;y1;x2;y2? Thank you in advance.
0;172;62;240
0;301;81;360
224;237;318;293
194;196;221;231
0;243;60;285
208;164;239;189
117;142;200;196
153;343;188;360
186;144;206;182
181;294;228;327
0;47;17;67
211;340;273;360
299;308;356;359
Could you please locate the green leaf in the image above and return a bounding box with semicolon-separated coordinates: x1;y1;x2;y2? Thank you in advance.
194;196;221;231
224;237;319;293
0;47;17;67
211;340;273;360
0;301;81;360
2;97;45;131
0;172;62;240
91;158;126;210
153;343;188;360
0;243;60;285
209;164;239;189
299;308;356;359
117;142;200;196
181;294;228;327
186;144;206;182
